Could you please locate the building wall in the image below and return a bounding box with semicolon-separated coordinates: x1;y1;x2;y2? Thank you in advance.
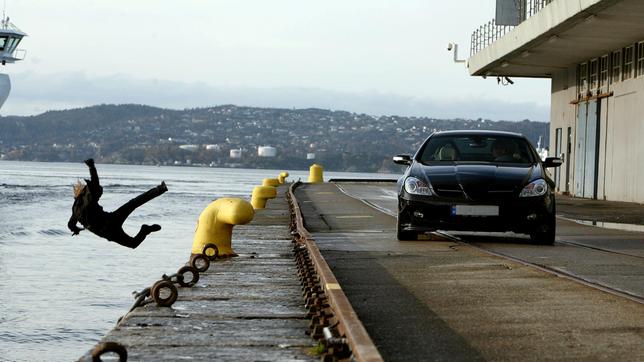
604;77;644;202
550;67;644;203
550;67;577;194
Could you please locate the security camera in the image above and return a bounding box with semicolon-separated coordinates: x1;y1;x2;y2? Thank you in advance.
447;43;453;51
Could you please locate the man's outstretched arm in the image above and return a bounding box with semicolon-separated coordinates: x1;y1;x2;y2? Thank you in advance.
67;215;84;235
85;158;99;185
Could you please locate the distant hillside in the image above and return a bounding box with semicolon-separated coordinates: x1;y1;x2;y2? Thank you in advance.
0;104;549;172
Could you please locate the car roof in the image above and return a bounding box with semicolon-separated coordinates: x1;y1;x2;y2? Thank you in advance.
431;130;525;138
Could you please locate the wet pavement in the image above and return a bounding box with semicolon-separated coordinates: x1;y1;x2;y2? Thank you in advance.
296;182;644;361
556;194;644;226
89;189;317;361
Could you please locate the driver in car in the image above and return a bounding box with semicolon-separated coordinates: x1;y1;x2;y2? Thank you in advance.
491;139;516;162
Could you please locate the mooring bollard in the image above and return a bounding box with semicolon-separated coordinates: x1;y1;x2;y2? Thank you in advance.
191;198;255;257
251;185;277;209
262;178;280;187
308;163;324;183
278;171;289;184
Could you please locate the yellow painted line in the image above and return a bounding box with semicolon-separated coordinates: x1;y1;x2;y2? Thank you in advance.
335;215;373;219
325;283;342;291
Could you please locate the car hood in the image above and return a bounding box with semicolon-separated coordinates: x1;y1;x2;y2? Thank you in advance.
414;163;539;199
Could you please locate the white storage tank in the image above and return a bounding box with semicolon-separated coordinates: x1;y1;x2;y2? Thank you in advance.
257;146;277;157
229;149;242;159
179;144;199;152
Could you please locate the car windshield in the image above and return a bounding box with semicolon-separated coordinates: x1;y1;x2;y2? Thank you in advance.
418;135;536;165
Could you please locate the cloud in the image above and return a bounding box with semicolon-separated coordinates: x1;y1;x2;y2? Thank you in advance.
3;71;549;122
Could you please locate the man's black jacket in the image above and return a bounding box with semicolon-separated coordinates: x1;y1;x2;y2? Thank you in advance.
68;160;106;235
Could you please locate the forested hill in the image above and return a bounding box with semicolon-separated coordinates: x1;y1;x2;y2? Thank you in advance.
0;104;549;172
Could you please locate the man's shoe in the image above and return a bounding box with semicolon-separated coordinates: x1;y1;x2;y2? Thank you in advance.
160;181;168;192
142;224;162;234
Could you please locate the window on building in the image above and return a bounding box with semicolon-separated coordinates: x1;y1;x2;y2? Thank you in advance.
599;55;608;88
610;50;621;84
589;58;598;89
637;42;644;77
578;62;588;93
623;46;634;80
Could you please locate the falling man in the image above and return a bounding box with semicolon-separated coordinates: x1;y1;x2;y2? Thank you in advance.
67;159;167;249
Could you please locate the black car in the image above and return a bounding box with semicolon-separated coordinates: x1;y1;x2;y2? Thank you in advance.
393;130;562;244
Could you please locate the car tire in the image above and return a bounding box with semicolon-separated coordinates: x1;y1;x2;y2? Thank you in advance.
530;217;555;245
396;214;417;241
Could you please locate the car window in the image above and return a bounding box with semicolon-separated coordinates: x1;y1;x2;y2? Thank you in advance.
418;135;535;164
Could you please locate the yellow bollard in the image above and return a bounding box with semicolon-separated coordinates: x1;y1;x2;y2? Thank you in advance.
278;172;289;184
262;178;280;187
191;198;255;257
251;185;277;209
308;163;324;183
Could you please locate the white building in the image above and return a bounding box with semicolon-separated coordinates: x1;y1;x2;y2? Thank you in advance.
179;144;199;152
257;146;277;157
229;149;242;159
466;0;644;203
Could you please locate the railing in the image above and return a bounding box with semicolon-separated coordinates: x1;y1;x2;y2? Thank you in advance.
527;0;554;18
0;17;25;33
470;0;554;56
470;19;515;57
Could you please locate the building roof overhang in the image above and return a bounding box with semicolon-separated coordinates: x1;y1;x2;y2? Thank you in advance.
468;0;644;78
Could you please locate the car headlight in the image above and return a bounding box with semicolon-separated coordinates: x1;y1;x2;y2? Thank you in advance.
404;176;432;195
519;179;548;197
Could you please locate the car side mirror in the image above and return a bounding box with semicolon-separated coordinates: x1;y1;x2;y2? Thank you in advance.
543;157;563;168
393;154;412;166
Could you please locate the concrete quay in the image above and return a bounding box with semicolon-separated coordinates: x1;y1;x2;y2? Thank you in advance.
296;181;644;361
82;180;643;361
83;188;318;361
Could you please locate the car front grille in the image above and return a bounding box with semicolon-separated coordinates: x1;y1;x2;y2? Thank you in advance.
434;188;515;201
434;188;465;199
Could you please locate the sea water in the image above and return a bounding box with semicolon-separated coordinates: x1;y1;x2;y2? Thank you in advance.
0;161;396;361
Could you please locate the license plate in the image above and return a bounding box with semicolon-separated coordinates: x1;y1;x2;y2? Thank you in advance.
451;205;499;216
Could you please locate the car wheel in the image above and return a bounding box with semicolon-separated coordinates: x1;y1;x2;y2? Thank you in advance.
530;217;555;245
396;214;417;241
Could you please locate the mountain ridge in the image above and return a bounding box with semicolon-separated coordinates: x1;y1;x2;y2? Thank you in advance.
0;104;549;172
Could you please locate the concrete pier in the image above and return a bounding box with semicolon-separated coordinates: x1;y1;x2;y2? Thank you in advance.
84;180;644;361
295;181;644;361
91;189;317;361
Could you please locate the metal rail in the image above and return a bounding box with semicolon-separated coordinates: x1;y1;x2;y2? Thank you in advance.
287;181;384;362
434;231;644;305
555;239;644;260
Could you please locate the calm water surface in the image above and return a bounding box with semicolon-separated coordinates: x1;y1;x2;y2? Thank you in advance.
0;161;396;361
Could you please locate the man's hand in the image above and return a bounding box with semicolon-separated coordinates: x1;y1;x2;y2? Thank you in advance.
84;158;95;167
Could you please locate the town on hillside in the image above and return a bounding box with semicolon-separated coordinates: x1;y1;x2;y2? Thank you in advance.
0;104;549;172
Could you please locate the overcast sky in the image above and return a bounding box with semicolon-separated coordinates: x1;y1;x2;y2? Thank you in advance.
1;0;551;121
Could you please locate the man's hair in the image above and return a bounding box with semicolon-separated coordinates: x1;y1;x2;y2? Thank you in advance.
73;180;86;198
